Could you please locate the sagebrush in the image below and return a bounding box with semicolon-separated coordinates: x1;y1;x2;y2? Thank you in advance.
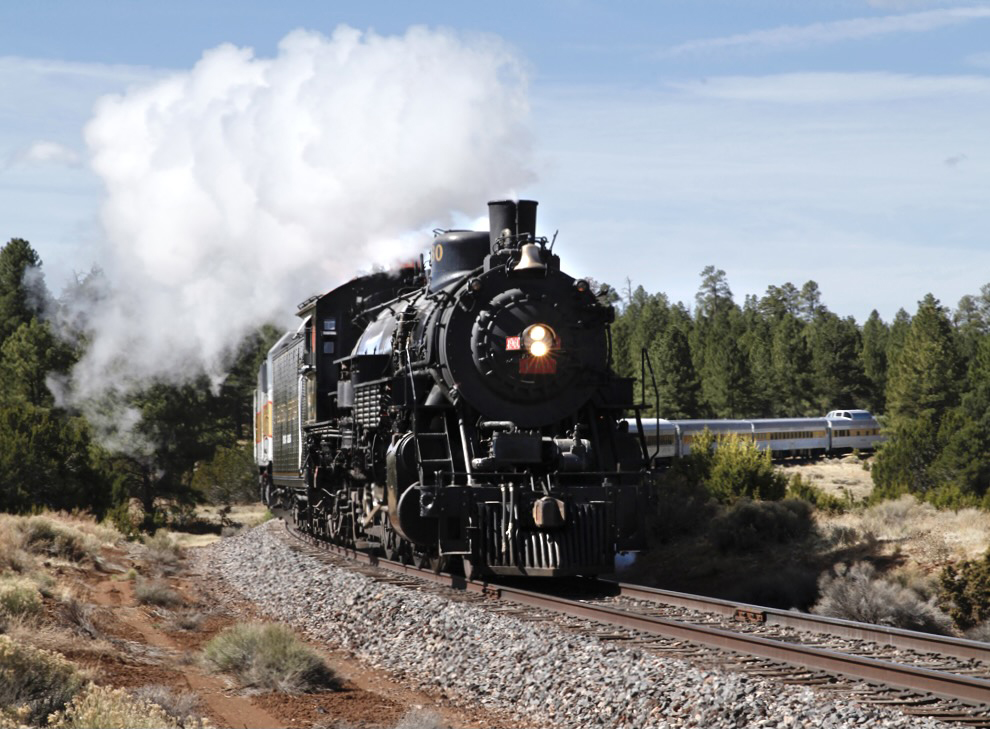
0;635;87;726
48;684;211;729
814;562;952;634
201;622;337;693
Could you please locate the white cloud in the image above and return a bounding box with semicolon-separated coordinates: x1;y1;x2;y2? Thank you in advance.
63;26;534;413
670;72;990;104
0;56;161;84
663;7;990;56
968;50;990;67
9;141;82;167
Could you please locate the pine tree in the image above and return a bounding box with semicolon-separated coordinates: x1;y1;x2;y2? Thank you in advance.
0;238;45;344
885;308;912;378
0;319;74;407
649;322;700;419
885;294;962;424
860;310;889;414
799;280;826;322
873;295;965;502
806;312;866;412
771;312;813;415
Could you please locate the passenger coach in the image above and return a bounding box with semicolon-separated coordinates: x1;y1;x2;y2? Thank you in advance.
630;410;884;464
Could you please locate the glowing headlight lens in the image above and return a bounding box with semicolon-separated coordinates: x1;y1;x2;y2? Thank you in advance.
530;325;546;341
530;340;549;357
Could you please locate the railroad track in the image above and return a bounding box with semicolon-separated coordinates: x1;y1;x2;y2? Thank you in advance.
281;520;990;727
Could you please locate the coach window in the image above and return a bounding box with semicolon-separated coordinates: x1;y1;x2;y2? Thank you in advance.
323;317;337;334
323;341;335;355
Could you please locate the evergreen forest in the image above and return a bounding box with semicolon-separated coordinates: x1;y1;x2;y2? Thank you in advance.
3;237;990;526
610;265;990;509
0;238;277;528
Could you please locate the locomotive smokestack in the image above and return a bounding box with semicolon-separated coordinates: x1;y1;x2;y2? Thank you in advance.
488;199;538;251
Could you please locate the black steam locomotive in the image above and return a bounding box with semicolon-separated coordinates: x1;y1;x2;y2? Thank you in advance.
253;200;649;577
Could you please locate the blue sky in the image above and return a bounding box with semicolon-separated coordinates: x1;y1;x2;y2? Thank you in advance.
3;0;990;323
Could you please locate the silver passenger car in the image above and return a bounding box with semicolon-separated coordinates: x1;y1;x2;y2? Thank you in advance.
629;410;884;465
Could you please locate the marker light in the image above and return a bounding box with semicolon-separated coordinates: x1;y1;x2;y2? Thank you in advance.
530;340;549;357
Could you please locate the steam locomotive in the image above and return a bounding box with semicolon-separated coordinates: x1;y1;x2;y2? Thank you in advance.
253;200;649;578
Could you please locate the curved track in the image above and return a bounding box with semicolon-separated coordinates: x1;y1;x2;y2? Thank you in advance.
280;519;990;726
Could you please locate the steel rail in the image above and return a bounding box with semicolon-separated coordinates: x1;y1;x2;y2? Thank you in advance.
495;584;990;707
283;523;990;708
607;580;990;663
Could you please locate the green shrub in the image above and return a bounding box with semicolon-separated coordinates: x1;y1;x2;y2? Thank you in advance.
201;622;337;693
672;430;787;503
0;635;87;726
48;684;210;729
647;470;715;543
786;474;848;514
708;498;812;552
21;517;94;563
192;444;256;506
708;435;788;502
815;562;952;634
939;549;990;630
0;577;42;619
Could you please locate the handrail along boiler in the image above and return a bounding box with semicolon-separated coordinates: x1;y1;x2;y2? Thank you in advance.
254;200;649;577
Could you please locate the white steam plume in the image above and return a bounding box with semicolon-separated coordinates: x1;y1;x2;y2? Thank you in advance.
64;25;533;405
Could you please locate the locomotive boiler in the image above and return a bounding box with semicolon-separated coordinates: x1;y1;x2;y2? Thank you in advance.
254;200;649;577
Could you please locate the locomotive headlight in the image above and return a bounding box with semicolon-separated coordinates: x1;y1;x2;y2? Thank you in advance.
522;323;555;357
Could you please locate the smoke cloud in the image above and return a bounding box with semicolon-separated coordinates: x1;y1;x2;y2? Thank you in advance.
62;25;533;406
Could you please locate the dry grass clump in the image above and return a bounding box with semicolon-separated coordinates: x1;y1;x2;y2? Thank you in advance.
52;592;100;640
813;562;952;635
141;532;184;575
0;635;87;726
201;622;338;693
47;684;211;729
20;517;99;563
860;496;936;541
166;610;205;632
127;685;203;728
819;494;990;570
0;513;122;572
134;579;184;608
0;521;33;575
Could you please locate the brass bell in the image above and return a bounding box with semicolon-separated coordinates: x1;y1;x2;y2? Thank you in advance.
512;243;546;272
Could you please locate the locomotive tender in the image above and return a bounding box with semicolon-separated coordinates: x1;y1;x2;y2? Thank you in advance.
254;200;649;577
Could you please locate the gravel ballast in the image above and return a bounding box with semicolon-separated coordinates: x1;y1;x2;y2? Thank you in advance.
200;521;952;728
